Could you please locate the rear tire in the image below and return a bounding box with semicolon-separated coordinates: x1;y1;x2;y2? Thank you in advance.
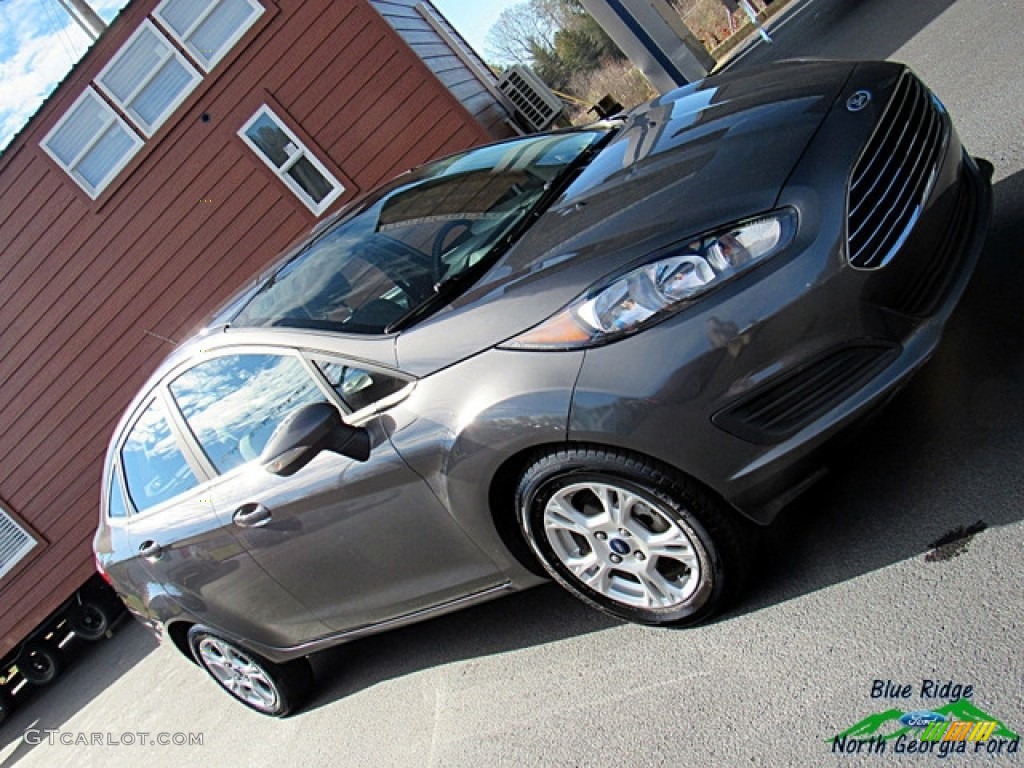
20;643;62;686
0;688;13;725
69;601;113;642
517;447;752;626
187;627;313;717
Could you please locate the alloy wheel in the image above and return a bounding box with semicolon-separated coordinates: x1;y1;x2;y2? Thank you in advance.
542;480;703;610
197;636;281;713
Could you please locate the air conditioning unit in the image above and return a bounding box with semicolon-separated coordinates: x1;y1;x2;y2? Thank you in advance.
497;66;563;132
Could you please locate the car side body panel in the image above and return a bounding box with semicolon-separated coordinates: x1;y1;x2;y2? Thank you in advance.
383;347;586;576
98;475;334;650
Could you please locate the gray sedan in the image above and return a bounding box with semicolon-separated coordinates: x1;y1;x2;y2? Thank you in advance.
94;59;991;716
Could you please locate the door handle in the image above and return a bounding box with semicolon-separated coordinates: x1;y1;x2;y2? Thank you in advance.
138;540;163;560
232;502;272;528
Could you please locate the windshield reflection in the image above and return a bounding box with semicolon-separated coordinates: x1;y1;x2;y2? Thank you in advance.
230;131;605;334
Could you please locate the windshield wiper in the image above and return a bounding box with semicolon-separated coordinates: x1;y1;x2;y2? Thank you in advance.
385;271;479;333
384;130;621;334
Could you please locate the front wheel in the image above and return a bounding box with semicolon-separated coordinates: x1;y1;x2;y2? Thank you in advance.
517;448;751;626
187;628;313;717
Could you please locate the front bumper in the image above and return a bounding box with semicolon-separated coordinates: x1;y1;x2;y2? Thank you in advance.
568;69;992;524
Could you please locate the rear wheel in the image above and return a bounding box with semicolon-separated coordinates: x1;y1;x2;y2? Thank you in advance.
517;447;751;626
69;601;114;641
187;628;313;717
20;643;62;685
0;688;13;725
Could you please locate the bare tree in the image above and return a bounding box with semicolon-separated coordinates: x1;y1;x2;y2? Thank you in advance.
485;0;624;92
485;0;571;66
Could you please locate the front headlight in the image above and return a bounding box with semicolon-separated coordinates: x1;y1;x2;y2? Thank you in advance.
504;209;797;349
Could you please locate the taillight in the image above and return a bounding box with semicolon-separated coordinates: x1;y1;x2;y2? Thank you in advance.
95;554;114;587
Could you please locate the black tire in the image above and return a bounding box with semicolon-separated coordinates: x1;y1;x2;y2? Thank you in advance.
19;642;63;686
516;447;752;626
187;627;313;717
0;688;13;726
69;601;113;642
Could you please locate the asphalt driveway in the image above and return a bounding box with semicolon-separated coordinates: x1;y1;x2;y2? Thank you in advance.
1;0;1022;765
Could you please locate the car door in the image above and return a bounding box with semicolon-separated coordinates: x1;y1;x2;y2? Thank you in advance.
166;348;502;633
106;394;329;650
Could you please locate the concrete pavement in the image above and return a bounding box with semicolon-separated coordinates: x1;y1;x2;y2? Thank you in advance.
1;0;1021;765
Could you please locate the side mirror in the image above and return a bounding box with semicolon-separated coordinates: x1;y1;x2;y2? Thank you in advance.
260;402;371;476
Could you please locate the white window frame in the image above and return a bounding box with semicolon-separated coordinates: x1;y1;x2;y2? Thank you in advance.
40;87;144;199
239;105;344;215
0;504;39;581
95;19;202;137
153;0;264;72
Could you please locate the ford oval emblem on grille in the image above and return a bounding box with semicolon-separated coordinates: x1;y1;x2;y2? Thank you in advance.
847;90;872;112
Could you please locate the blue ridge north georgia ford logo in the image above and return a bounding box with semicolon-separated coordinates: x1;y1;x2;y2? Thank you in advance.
830;680;1020;758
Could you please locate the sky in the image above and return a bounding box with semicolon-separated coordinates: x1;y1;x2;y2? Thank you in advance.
0;0;522;153
0;0;129;151
433;0;522;57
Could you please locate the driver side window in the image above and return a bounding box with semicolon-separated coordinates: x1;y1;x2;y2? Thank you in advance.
169;353;326;474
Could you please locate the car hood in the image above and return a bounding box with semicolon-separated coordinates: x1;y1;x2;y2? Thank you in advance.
397;60;856;375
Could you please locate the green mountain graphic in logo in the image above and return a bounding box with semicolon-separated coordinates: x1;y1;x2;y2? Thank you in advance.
832;699;1020;742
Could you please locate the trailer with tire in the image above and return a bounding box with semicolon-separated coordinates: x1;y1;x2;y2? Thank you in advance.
0;0;518;729
0;573;122;725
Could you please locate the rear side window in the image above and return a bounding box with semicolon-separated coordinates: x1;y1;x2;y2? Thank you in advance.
121;399;198;513
107;473;130;519
313;360;408;413
169;353;326;474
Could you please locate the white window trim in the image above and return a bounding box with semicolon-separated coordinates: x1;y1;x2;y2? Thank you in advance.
40;87;144;199
0;504;39;581
153;0;265;72
239;105;344;216
95;19;202;138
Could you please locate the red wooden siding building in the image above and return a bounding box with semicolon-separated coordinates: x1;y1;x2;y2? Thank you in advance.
0;0;517;659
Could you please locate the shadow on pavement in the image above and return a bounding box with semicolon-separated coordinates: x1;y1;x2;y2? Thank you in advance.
734;166;1024;615
305;581;618;713
0;619;158;767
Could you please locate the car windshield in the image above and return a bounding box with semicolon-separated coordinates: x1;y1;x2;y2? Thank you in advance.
230;130;606;334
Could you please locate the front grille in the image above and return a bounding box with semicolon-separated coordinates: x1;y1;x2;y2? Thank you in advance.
713;343;900;444
877;164;977;316
847;73;948;270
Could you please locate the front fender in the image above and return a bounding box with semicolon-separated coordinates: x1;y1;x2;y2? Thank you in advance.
382;347;585;572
